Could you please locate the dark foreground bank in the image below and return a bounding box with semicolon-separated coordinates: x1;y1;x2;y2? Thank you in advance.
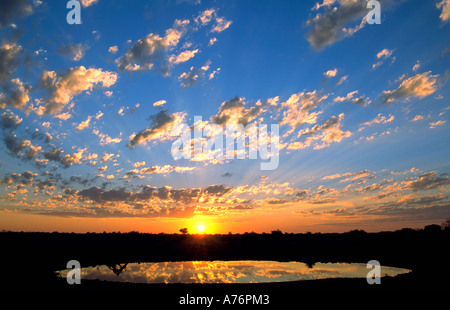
1;226;448;298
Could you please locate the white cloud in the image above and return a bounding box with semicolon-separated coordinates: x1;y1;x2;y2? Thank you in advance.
38;66;117;115
169;49;199;64
381;71;439;104
153;100;166;107
76;116;91;131
437;0;450;22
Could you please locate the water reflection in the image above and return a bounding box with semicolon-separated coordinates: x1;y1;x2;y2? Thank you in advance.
57;261;410;284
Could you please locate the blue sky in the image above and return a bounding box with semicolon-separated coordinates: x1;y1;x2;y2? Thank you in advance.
0;0;449;233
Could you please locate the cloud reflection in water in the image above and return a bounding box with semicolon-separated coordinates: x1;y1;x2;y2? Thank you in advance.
57;261;410;284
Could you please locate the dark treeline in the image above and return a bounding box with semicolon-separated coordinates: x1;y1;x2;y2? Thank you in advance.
1;223;449;290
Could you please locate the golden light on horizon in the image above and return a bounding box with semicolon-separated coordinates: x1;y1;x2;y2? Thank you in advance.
197;224;205;233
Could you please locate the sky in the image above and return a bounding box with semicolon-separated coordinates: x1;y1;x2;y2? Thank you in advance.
0;0;449;234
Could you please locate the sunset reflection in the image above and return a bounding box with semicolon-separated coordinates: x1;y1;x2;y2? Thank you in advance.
57;261;410;284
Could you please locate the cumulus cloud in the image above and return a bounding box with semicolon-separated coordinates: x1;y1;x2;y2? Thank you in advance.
75;116;91;131
211;96;268;127
372;48;394;69
404;171;450;191
429;120;446;129
437;0;450;22
0;170;37;186
306;0;372;50
128;109;186;148
60;148;85;168
24;144;42;160
0;78;31;110
334;90;358;102
169;49;199;64
211;16;232;33
80;0;98;7
288;113;351;150
0;43;22;81
57;43;89;61
108;46;118;54
123;165;194;178
280;91;328;136
153;100;166;107
178;61;211;87
381;71;439;104
92;129;122;146
0;0;33;28
195;8;232;33
116;19;189;74
358;113;394;131
0;111;22;129
324;68;338;78
3;132;31;157
38;66;118;115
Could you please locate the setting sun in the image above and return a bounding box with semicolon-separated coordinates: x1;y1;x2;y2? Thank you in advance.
197;224;205;233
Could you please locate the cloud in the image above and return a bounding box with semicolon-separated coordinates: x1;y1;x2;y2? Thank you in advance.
169;49;199;64
306;0;370;50
3;132;31;157
312;0;339;11
0;43;22;81
31;129;52;143
108;46;118;54
0;78;31;110
116;19;189;74
209;37;218;46
178;61;211;87
280;91;328;135
429;120;446;129
195;8;232;33
334;90;358;102
211;96;267;127
38;66;118;115
133;161;146;168
60;148;85;168
208;68;220;80
43;146;63;162
0;0;33;28
128;109;186;148
75;116;91;131
376;48;393;59
24;144;41;160
195;9;215;25
372;48;394;69
381;71;439;104
410;115;424;122
57;43;89;61
80;0;98;7
359;113;394;130
0;170;36;186
1;111;22;129
123;165;194;178
437;0;450;22
288;113;351;150
211;16;232;33
404;171;450;191
92;129;122;146
153;100;166;107
324;68;338;78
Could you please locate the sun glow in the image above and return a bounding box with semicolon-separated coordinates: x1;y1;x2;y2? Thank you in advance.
197;224;205;233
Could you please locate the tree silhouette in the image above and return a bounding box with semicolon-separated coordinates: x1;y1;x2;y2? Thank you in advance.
179;228;189;234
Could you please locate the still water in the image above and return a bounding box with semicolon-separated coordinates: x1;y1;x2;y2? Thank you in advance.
57;260;410;284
